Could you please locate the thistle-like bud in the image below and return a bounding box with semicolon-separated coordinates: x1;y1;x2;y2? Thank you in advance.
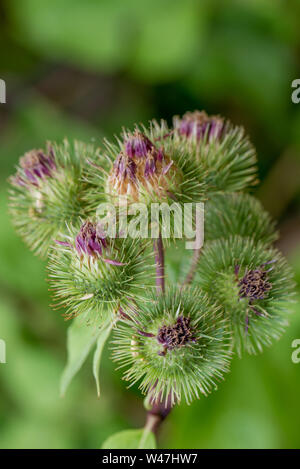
175;110;224;142
75;220;107;259
107;130;178;204
8;140;99;258
204;192;278;245
172;110;258;192
196;236;295;356
112;287;231;405
48;221;152;322
12;148;57;187
85;124;207;243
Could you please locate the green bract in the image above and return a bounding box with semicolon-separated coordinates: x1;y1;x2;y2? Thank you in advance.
9;139;99;258
112;287;231;405
196;236;295;356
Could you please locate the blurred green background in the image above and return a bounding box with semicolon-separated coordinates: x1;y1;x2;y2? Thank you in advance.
1;0;300;449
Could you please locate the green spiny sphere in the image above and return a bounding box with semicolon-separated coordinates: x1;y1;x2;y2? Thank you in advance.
48;220;153;323
196;236;295;356
8;139;99;258
204;192;278;245
83;127;206;240
112;287;232;405
170;110;258;192
85;126;207;232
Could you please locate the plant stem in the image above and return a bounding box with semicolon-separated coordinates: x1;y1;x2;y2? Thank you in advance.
143;231;172;438
144;396;173;436
153;233;165;293
184;248;201;285
144;238;200;438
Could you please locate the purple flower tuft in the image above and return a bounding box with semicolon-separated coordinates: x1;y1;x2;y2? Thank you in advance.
144;154;157;178
238;265;272;301
157;316;196;356
177;111;224;142
17;148;57;186
125;131;154;158
108;130;176;202
75;220;107;259
75;220;123;266
114;153;137;182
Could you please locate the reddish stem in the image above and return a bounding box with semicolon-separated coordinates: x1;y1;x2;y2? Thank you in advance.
153;233;165;293
145;395;173;436
184;248;201;285
144;232;172;438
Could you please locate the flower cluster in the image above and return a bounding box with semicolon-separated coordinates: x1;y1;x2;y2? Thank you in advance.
8;109;296;407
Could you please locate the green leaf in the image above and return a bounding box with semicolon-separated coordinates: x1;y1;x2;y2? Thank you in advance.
93;321;114;398
60;317;104;397
102;428;156;449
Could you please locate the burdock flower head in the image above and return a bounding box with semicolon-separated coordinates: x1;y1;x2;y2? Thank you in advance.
8;140;99;258
11;147;57;187
175;110;224;142
85;123;207;229
204;192;278;245
107;130;178;204
171;110;258;192
112;287;231;405
197;236;295;356
48;220;152;322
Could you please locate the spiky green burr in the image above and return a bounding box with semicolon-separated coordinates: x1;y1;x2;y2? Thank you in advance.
170;110;258;192
85;126;207;205
48;220;153;323
196;236;295;356
204;192;278;245
8;139;100;258
111;287;231;405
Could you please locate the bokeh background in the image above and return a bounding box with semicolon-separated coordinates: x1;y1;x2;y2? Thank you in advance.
1;0;300;449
